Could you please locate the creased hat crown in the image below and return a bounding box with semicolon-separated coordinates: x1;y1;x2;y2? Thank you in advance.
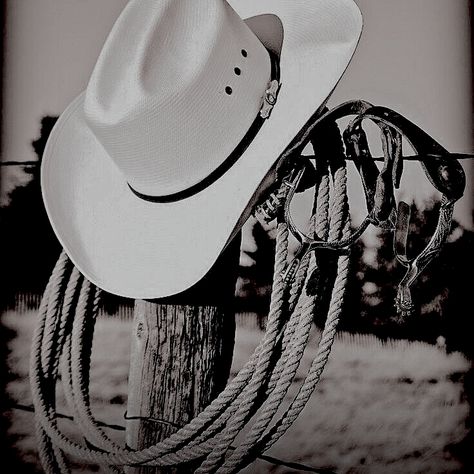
84;0;271;196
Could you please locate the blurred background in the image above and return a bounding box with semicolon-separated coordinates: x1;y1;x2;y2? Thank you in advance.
1;1;472;472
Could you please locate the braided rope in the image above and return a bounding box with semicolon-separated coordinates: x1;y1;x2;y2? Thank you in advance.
30;153;352;473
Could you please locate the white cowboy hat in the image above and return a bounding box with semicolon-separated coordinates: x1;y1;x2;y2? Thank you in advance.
41;0;362;298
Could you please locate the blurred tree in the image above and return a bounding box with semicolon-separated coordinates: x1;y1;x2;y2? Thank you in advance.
245;220;276;295
436;214;474;358
0;116;61;308
335;237;367;333
237;219;275;324
339;202;473;353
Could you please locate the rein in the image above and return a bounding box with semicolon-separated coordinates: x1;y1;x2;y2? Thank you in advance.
30;100;467;473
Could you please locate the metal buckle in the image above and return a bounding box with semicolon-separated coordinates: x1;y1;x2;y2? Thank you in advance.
260;80;280;119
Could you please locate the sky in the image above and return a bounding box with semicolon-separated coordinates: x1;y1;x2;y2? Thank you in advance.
1;0;472;229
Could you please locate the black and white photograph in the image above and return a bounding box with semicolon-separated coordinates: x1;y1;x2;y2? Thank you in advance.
1;1;472;473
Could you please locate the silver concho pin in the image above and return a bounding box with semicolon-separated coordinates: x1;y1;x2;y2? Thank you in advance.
260;80;281;119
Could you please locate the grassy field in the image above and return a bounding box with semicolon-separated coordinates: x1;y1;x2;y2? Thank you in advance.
2;310;471;473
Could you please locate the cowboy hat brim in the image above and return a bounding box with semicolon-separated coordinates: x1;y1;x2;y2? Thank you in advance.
41;0;362;298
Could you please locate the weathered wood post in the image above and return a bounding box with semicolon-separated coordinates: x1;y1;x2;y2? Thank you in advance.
126;233;242;473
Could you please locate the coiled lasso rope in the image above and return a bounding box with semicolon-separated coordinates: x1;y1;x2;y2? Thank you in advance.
30;127;352;473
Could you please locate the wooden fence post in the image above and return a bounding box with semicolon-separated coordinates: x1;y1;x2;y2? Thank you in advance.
126;233;241;473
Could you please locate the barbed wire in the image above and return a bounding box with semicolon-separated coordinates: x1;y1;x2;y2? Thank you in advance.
6;402;336;474
9;403;125;431
2;153;473;169
1;161;39;166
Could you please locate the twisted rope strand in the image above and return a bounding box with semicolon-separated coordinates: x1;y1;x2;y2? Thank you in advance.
221;162;347;473
218;165;332;472
194;222;292;472
257;168;352;456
